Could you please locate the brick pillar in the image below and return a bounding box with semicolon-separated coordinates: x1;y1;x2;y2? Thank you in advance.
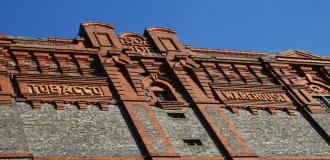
101;57;177;159
144;26;256;159
144;27;192;59
0;75;14;105
168;60;257;159
79;22;123;54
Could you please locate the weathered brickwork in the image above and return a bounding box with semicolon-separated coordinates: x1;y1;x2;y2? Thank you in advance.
205;107;245;155
0;22;329;160
132;105;168;154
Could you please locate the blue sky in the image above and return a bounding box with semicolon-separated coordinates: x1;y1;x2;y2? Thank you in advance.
1;0;330;56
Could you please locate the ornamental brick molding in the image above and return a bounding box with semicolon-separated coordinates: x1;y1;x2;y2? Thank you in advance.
0;22;329;160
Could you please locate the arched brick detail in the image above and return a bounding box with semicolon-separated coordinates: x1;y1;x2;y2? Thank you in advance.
142;75;187;109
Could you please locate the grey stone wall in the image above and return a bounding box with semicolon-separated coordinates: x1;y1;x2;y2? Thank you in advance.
224;109;330;156
2;101;329;158
312;113;330;136
205;107;244;155
0;105;29;154
15;102;142;157
132;105;169;154
152;106;224;156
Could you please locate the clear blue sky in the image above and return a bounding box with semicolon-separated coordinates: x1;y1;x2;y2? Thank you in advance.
1;0;330;56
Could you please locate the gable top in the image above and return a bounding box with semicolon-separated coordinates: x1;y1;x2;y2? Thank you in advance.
277;50;322;59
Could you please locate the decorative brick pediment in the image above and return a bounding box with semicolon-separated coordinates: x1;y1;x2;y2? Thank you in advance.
274;50;330;65
277;50;322;59
79;22;122;52
119;32;155;55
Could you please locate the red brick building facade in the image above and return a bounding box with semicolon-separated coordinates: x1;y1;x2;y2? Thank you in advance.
0;22;329;160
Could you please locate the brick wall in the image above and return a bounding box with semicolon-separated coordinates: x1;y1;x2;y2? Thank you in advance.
0;22;329;160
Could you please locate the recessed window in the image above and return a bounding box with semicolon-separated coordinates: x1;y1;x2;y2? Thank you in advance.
313;96;330;112
154;90;176;101
151;84;177;102
183;139;203;146
325;96;330;103
167;112;186;119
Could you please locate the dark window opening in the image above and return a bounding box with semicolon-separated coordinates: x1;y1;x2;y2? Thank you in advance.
167;112;186;119
183;139;203;146
313;96;330;112
154;90;176;101
313;96;326;107
325;96;330;102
